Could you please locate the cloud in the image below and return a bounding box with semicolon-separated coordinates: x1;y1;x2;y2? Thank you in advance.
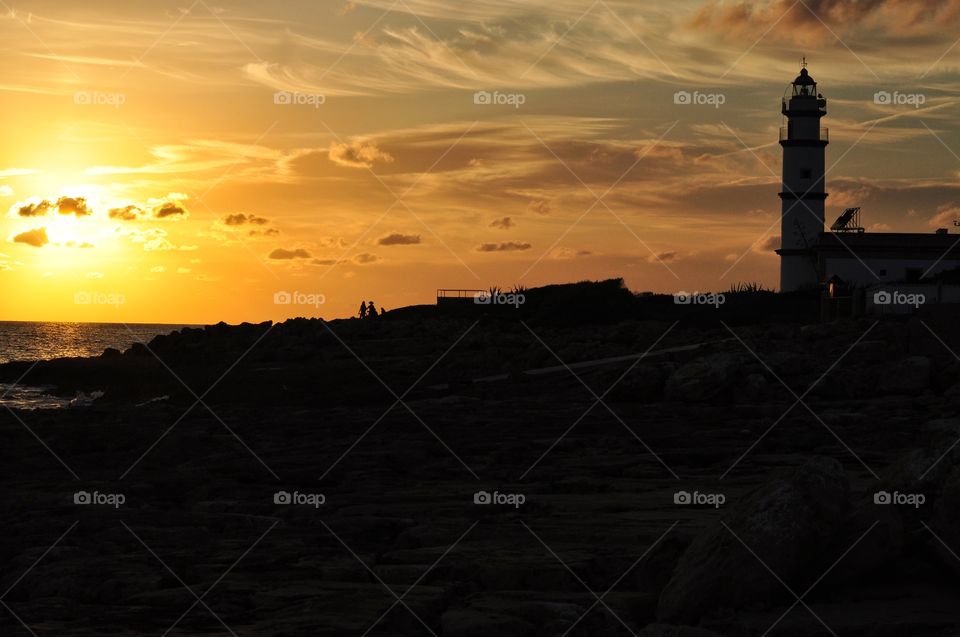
13;197;93;218
527;199;551;215
217;212;277;237
150;266;165;273
930;204;960;228
118;226;196;252
222;213;269;226
153;202;189;219
477;241;531;252
15;200;53;217
269;247;312;259
56;196;93;216
353;252;379;264
687;0;960;43
648;250;678;263
86;272;104;279
108;205;147;221
550;246;592;259
0;185;13;197
752;235;781;253
329;141;394;168
378;232;421;245
490;216;514;229
12;227;49;247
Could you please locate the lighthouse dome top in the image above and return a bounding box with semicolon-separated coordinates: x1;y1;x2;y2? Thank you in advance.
793;67;816;86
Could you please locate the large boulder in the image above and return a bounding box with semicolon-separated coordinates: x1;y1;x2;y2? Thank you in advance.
657;457;851;623
664;353;747;402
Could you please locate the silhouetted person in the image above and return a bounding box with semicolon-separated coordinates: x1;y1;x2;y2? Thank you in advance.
367;300;377;319
358;301;367;319
379;306;385;316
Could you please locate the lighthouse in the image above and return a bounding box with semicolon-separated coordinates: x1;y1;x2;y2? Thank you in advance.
777;62;829;292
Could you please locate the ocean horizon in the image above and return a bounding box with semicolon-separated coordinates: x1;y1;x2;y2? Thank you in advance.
0;320;199;365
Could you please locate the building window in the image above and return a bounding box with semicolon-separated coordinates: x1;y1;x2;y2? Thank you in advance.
801;168;812;179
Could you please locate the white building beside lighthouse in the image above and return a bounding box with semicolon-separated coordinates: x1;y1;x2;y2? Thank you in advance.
776;63;960;296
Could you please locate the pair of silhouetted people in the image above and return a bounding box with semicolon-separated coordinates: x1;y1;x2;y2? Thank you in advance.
358;300;385;319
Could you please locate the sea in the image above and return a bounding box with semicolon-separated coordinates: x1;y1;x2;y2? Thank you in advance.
0;321;198;409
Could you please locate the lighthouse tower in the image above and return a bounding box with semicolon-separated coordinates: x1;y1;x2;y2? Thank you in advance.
777;62;829;292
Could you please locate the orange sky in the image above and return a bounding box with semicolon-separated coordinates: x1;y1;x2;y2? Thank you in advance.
2;0;960;323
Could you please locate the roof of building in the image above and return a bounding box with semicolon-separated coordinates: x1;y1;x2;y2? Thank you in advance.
814;231;960;257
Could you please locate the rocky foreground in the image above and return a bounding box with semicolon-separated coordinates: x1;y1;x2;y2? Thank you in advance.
2;300;960;636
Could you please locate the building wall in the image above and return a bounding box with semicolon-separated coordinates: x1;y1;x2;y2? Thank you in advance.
824;256;960;286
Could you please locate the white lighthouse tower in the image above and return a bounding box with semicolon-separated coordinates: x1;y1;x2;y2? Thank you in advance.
777;61;829;292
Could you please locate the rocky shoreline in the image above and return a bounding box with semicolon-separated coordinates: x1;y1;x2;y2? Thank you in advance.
2;305;960;635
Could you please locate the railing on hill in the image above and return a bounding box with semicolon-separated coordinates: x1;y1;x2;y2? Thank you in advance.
437;289;485;304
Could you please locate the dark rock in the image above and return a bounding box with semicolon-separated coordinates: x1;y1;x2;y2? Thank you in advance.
826;499;904;584
639;625;723;637
664;353;748;402
657;457;850;623
879;356;932;395
440;608;534;637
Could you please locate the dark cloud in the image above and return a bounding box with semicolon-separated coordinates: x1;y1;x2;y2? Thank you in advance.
527;200;551;215
311;258;345;266
269;247;312;259
16;197;92;217
108;205;146;221
56;196;93;217
17;201;53;217
648;251;678;263
378;233;421;246
153;202;189;219
329;141;394;168
477;241;531;252
12;227;49;247
353;252;379;264
689;0;960;41
222;213;269;226
490;216;514;229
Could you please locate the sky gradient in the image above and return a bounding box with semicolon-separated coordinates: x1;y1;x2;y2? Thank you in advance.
2;0;960;323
